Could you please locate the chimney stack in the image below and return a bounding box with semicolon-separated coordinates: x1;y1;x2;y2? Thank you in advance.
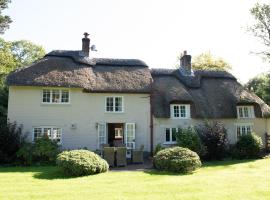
82;32;90;57
180;50;192;76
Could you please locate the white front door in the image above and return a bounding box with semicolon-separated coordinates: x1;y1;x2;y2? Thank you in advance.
98;123;107;149
125;123;135;157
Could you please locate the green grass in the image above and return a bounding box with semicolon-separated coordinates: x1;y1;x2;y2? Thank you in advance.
1;158;270;200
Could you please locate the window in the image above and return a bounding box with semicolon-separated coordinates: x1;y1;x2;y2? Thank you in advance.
42;89;70;104
170;104;190;119
165;128;179;143
105;97;123;112
33;127;62;143
236;124;253;139
237;106;254;118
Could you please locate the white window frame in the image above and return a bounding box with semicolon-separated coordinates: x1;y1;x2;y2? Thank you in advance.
98;123;107;149
105;96;124;113
237;106;255;119
41;88;70;104
170;104;190;119
164;127;179;144
235;123;253;140
32;126;62;144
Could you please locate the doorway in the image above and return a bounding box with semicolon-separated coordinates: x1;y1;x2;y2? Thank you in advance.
107;123;124;147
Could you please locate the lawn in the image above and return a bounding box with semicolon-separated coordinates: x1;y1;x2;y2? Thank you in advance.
0;158;270;200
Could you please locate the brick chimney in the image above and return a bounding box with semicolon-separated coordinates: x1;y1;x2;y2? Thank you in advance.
180;50;192;76
82;32;90;57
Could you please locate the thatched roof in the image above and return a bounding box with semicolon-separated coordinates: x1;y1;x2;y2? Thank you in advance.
6;50;152;93
151;69;270;118
6;50;270;118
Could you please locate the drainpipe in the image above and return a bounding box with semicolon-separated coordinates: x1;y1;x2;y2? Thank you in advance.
150;80;154;156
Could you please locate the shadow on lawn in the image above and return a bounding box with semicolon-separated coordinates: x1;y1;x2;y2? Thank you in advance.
33;168;76;180
0;166;76;180
144;158;257;176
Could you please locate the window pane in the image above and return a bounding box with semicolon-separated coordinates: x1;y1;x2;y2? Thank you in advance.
237;126;241;139
180;105;186;118
165;128;170;142
34;128;42;140
242;126;246;135
172;128;177;141
52;128;61;142
106;97;114;112
52;90;60;103
244;107;249;118
42;89;51;103
43;128;51;138
115;97;122;112
246;126;251;134
61;90;69;103
174;106;179;117
239;107;243;118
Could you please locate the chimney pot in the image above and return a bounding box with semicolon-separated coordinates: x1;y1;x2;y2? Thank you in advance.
82;32;90;57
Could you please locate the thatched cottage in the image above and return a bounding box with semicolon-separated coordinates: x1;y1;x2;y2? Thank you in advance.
6;34;270;155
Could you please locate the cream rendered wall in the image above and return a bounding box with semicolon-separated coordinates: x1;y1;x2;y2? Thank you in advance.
153;117;270;148
8;86;151;152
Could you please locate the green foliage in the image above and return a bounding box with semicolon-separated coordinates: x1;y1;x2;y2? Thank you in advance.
32;137;60;164
17;136;60;165
175;127;206;157
248;3;270;60
16;143;32;165
0;38;45;138
154;143;164;155
56;150;109;176
191;52;231;71
245;73;270;105
197;121;228;160
0;0;12;34
0;121;25;163
10;40;46;66
153;147;201;173
232;133;263;159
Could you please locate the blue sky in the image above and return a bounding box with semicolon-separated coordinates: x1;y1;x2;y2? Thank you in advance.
2;0;270;83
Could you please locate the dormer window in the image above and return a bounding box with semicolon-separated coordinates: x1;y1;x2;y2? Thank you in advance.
237;106;255;119
170;104;190;119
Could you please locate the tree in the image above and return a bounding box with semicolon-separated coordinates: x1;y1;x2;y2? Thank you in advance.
11;40;46;66
191;52;231;71
248;3;270;60
245;73;270;105
0;0;12;34
0;38;46;85
0;38;45;124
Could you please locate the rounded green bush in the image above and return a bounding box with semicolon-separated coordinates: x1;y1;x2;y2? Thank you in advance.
153;147;201;173
232;133;263;159
56;150;109;176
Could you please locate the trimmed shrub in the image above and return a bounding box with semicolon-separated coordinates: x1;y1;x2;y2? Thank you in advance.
0;121;25;164
197;121;228;160
153;147;201;173
232;133;263;159
56;150;109;176
154;143;164;155
17;136;60;165
175;127;206;157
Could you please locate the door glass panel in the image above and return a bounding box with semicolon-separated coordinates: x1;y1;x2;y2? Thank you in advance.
98;123;106;149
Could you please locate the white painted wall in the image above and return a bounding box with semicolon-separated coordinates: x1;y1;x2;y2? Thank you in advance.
8;86;151;152
153;117;270;148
